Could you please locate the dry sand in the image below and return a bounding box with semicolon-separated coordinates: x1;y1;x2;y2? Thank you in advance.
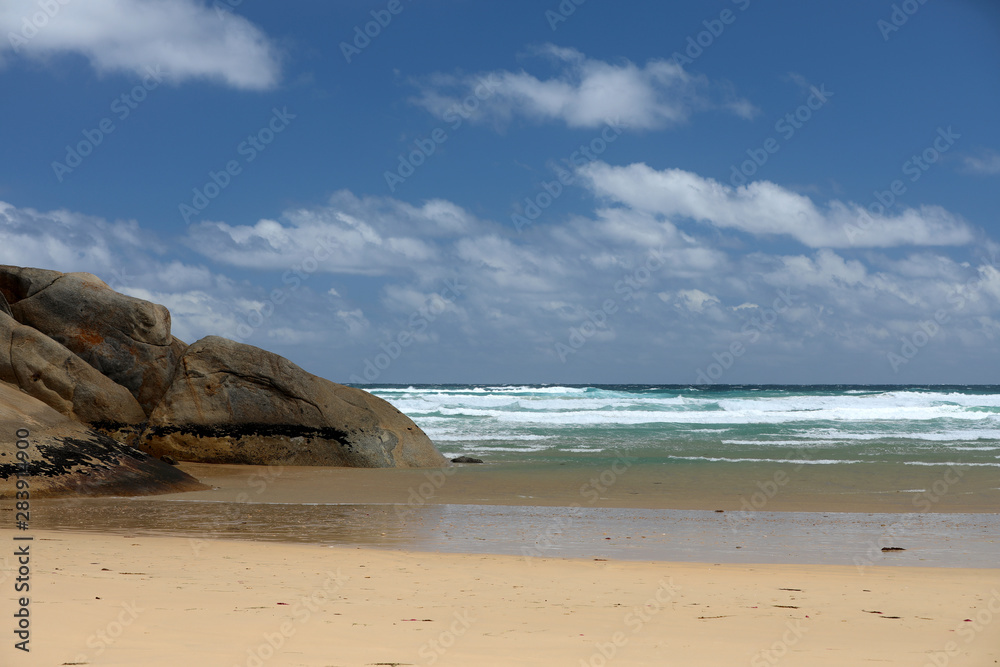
2;529;999;666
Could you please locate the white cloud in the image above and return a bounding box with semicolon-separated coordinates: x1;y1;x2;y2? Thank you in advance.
0;200;157;272
185;190;478;277
2;183;997;382
411;44;755;130
961;149;1000;175
0;0;280;89
579;162;975;249
121;287;242;343
675;289;720;313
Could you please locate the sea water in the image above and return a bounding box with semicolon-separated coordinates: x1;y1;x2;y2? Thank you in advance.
366;384;1000;469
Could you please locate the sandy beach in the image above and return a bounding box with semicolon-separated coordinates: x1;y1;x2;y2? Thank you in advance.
0;528;998;666
3;462;999;665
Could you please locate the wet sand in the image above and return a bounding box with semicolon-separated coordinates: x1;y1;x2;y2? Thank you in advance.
4;461;998;664
167;460;1000;513
2;529;998;666
23;498;1000;567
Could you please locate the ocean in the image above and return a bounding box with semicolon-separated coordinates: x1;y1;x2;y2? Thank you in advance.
25;384;1000;565
367;384;1000;470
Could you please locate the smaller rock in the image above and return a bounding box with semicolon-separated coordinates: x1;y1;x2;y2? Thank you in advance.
880;547;906;552
160;455;178;465
451;455;484;464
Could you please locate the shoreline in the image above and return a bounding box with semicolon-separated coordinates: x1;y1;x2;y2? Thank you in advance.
164;461;1000;514
25;500;1000;568
2;529;998;666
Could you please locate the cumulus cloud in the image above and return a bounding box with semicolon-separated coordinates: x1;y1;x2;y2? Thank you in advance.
579;162;976;249
185;190;487;278
0;200;158;272
410;44;755;130
2;179;996;382
0;0;280;89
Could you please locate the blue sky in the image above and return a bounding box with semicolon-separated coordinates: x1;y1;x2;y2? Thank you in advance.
1;0;999;384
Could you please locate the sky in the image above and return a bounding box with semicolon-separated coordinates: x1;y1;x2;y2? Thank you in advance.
1;0;999;384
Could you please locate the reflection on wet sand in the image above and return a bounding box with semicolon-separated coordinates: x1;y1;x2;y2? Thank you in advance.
25;497;1000;568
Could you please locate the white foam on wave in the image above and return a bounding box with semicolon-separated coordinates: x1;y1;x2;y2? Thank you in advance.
386;393;1000;426
799;428;1000;442
903;461;1000;467
949;445;1000;451
426;433;555;442
670;455;866;465
411;406;1000;426
722;439;842;447
458;445;552;453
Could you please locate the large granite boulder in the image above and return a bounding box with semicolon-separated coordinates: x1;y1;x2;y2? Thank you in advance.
0;267;182;414
0;311;146;439
0;265;62;302
139;336;448;468
0;382;205;498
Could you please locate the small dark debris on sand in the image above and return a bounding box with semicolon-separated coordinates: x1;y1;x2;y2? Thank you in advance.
451;456;483;463
881;547;906;552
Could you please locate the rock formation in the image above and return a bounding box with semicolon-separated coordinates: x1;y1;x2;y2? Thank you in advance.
0;264;447;486
0;311;147;440
2;269;183;413
140;336;447;467
0;382;205;498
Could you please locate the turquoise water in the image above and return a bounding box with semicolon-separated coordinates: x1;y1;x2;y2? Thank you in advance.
363;385;1000;469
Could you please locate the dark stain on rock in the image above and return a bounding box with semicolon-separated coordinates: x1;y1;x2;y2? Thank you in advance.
143;422;355;450
0;431;204;498
0;432;143;479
